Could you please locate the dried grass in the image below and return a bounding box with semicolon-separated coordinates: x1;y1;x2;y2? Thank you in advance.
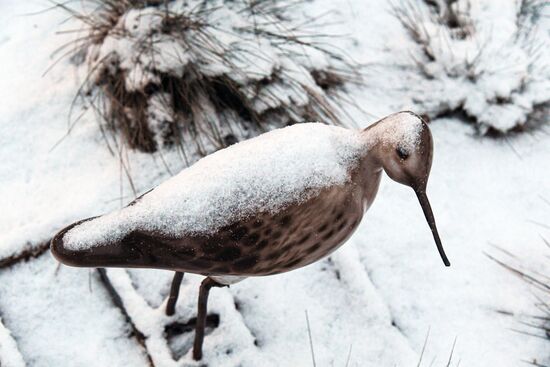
486;222;550;367
51;0;362;163
391;0;474;77
517;0;550;36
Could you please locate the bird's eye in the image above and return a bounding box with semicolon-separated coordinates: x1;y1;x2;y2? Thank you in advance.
396;147;409;160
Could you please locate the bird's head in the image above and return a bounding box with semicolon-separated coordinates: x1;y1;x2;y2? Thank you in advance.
366;111;450;267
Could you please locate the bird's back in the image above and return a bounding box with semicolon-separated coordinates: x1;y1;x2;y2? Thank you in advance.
61;123;364;253
88;183;366;276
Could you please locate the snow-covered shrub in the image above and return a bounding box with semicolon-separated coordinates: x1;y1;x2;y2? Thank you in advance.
57;0;359;158
393;0;550;134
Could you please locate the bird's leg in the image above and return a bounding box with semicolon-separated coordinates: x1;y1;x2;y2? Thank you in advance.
165;271;184;316
193;277;225;360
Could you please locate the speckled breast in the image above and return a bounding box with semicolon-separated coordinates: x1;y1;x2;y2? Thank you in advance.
160;182;366;276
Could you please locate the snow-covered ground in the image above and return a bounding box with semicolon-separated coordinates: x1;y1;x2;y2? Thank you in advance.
0;0;549;366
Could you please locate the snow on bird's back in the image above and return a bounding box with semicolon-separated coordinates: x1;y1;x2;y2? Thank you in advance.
63;123;365;250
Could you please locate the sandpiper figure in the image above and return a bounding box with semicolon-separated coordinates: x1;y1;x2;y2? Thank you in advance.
51;111;450;360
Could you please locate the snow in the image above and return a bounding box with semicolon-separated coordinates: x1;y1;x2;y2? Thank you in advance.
0;0;549;366
0;256;149;367
97;255;418;366
373;111;423;151
0;317;25;367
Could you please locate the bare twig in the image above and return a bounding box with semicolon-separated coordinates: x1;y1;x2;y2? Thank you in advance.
344;344;353;367
416;327;431;367
445;337;458;367
96;268;155;367
0;242;51;269
305;310;317;367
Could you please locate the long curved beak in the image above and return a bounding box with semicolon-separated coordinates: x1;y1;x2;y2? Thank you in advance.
415;190;450;267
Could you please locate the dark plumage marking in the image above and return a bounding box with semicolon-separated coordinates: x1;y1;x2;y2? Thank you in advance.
264;251;280;262
258;264;277;273
216;247;241;261
285;258;302;269
122;232;146;247
279;215;292;227
298;233;311;244
264;228;272;236
120;244;142;261
322;230;334;241
272;230;282;239
252;219;263;228
307;243;321;252
242;233;260;247
271;260;287;270
210;265;231;273
233;255;259;271
256;239;269;250
275;249;286;266
188;258;213;269
229;226;248;241
203;238;221;254
174;246;197;258
335;211;344;221
281;242;294;253
317;223;329;233
337;221;347;231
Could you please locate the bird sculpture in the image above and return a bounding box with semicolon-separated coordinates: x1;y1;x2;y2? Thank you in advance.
51;111;450;360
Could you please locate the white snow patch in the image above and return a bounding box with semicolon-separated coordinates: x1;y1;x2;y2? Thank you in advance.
0;318;25;367
104;268;274;366
0;256;149;367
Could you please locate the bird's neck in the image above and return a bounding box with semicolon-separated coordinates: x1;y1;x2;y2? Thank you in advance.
353;130;384;209
360;157;383;209
359;119;391;148
357;123;386;166
351;118;407;209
